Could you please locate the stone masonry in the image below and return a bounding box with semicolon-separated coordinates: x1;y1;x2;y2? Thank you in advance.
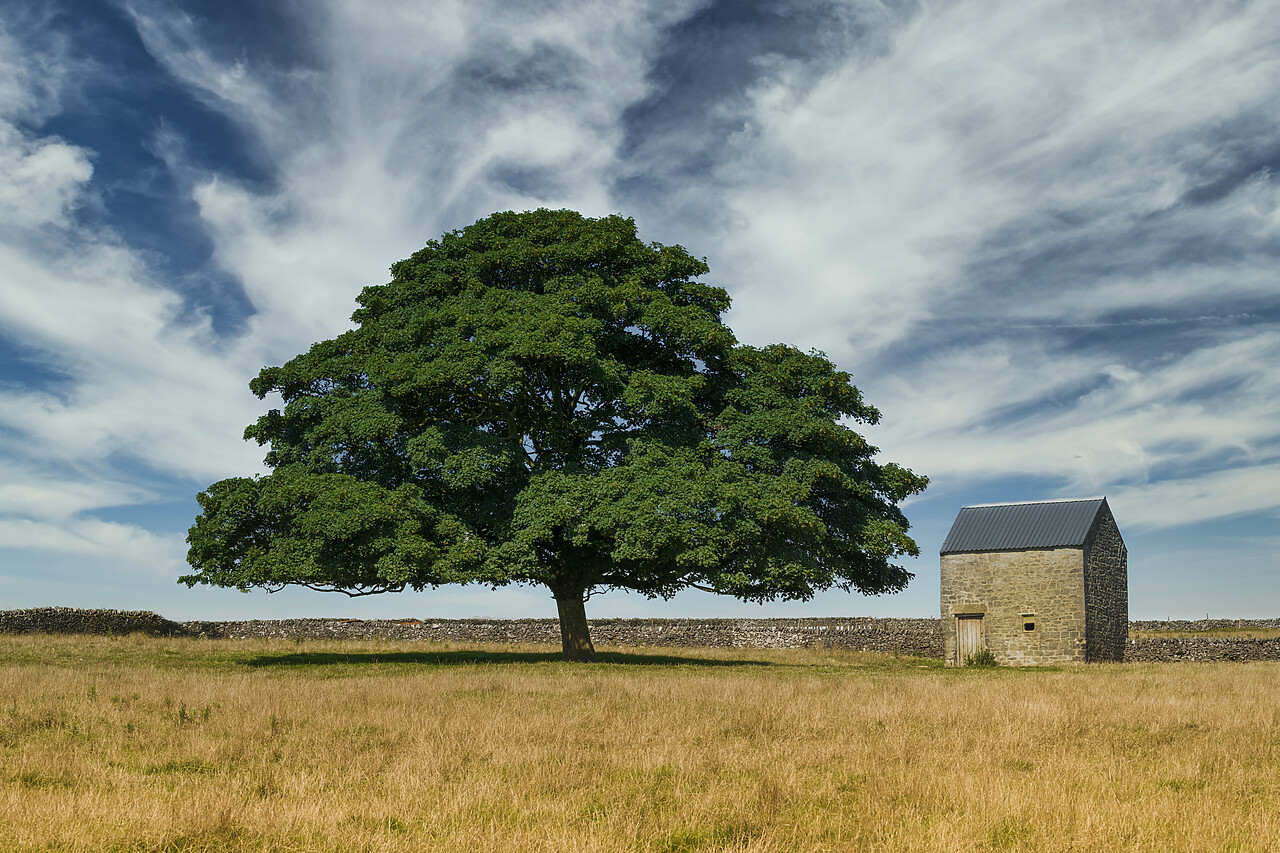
4;608;1280;662
0;608;940;656
941;548;1087;666
1082;502;1128;661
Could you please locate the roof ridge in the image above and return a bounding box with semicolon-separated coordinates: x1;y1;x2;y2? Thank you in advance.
961;496;1105;509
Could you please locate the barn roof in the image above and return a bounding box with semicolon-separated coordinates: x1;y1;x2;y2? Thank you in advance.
940;498;1109;554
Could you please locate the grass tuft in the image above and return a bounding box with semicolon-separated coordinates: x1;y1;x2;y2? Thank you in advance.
964;648;999;667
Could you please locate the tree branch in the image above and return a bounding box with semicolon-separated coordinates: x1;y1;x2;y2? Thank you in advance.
551;364;567;421
506;419;535;470
279;582;408;597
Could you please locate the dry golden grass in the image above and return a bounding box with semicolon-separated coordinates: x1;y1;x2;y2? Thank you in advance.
2;633;1279;852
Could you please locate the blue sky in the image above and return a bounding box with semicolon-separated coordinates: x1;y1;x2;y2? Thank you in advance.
1;0;1277;621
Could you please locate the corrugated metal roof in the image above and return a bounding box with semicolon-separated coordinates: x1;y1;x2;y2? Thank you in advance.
940;498;1108;554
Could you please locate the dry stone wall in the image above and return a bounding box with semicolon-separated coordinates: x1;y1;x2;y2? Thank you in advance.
1125;618;1280;663
1130;618;1280;632
183;615;945;655
0;607;188;636
2;608;937;654
1125;637;1280;662
5;608;1280;662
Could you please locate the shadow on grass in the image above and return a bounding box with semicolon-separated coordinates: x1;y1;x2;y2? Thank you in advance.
242;649;772;669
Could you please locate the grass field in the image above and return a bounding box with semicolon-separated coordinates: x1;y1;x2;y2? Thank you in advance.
3;634;1279;852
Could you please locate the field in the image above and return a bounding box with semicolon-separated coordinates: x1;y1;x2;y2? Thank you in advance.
3;634;1279;852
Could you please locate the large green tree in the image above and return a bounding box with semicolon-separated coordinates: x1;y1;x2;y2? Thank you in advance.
183;209;927;661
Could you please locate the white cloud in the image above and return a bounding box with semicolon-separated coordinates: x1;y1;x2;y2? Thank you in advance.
0;460;152;522
697;0;1280;531
123;4;287;145
1;0;1279;616
0;518;185;578
0;230;268;480
1111;463;1280;530
867;328;1280;531
0;122;92;228
715;0;1280;352
0;24;268;574
1;0;704;575
130;0;705;356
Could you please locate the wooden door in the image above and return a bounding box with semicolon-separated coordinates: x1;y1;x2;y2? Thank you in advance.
956;615;985;665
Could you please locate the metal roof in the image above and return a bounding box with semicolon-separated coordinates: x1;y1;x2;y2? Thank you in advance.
939;498;1108;554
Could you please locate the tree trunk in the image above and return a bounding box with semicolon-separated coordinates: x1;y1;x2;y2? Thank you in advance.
552;585;597;662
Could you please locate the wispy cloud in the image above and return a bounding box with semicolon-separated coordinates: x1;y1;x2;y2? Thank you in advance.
705;0;1280;532
130;0;707;344
3;0;707;579
0;518;183;575
0;16;266;567
1111;463;1280;530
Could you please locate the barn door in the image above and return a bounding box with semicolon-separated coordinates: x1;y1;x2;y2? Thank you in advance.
956;615;985;665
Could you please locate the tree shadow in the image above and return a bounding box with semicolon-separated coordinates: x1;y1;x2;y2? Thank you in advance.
242;649;773;668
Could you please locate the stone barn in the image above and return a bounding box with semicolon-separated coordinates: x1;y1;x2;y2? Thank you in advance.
939;497;1127;666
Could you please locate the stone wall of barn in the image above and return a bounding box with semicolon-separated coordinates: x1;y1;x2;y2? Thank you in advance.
940;548;1087;665
1083;505;1128;662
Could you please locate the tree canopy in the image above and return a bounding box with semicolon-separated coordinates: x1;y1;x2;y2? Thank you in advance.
183;209;927;660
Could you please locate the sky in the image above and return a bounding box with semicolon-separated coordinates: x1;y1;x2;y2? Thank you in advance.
1;0;1277;622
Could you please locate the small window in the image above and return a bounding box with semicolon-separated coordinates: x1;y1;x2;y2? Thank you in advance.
1022;612;1036;632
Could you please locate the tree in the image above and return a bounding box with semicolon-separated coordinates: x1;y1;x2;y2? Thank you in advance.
183;209;927;661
